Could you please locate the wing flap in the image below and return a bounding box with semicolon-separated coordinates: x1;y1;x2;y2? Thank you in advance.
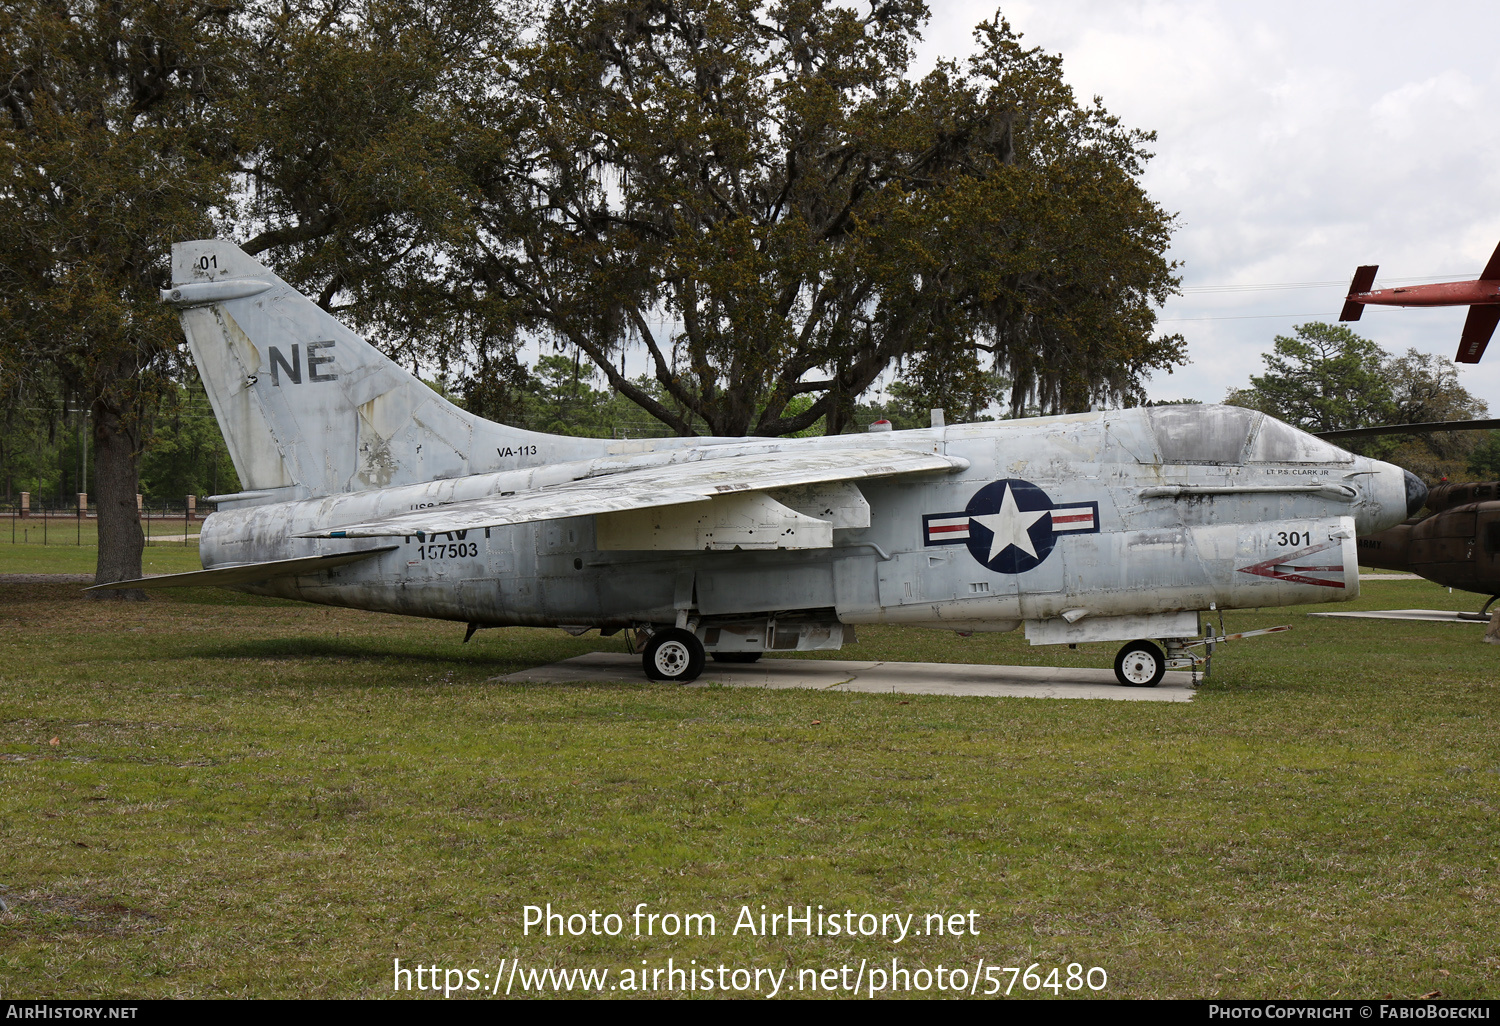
305;447;968;538
85;546;397;591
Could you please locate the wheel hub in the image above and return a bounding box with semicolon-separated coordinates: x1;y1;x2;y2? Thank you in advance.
1122;654;1157;684
654;641;690;675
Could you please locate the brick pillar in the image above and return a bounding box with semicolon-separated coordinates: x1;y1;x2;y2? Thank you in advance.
18;492;28;518
136;494;143;513
77;492;87;516
187;494;196;521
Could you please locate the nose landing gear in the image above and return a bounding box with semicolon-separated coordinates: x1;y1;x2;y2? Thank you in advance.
1114;640;1166;687
1113;623;1292;687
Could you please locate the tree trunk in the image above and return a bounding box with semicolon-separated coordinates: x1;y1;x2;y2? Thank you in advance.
89;400;147;600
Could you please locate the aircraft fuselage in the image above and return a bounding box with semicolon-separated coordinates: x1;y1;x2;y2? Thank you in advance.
1348;280;1500;309
126;240;1425;679
199;407;1415;638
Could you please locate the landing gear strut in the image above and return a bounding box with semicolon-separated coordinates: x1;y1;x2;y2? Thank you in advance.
642;627;706;682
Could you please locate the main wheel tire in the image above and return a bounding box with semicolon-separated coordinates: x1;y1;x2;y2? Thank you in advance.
642;628;706;682
1114;640;1166;687
711;652;762;663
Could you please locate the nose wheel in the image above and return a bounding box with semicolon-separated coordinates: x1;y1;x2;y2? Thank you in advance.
642;628;707;682
1114;640;1166;687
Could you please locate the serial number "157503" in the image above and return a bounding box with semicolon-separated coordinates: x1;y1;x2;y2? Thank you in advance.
415;541;479;560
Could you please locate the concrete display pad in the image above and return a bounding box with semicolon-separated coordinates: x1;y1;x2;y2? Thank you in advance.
1308;608;1491;623
495;652;1197;701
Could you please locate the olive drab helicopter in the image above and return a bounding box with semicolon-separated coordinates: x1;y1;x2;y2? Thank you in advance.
1318;421;1500;619
1356;479;1500;615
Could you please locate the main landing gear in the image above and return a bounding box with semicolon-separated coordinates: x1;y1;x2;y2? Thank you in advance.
642;628;706;682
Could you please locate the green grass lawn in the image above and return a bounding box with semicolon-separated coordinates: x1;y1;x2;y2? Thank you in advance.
0;576;1496;999
0;517;203;576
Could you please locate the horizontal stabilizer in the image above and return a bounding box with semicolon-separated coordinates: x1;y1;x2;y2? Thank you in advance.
303;448;968;539
85;546;397;591
1457;304;1500;363
1339;264;1379;321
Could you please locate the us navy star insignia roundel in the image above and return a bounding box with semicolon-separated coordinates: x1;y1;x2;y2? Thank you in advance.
922;479;1100;574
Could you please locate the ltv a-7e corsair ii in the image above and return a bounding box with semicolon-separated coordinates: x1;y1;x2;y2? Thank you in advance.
97;241;1429;687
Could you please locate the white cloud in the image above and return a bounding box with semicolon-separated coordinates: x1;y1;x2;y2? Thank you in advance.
913;0;1500;415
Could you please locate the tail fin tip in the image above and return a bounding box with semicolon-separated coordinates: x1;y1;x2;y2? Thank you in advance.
172;239;271;286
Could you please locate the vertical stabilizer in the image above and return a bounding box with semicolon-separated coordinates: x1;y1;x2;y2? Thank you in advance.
165;240;611;502
1339;264;1378;321
1480;239;1500;282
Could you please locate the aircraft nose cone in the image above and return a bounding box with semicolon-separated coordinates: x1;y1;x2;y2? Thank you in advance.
1403;469;1428;518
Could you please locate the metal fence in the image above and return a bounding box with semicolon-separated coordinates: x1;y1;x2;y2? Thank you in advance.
3;497;216;546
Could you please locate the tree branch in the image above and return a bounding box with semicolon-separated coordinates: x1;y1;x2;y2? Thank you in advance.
241;213;341;256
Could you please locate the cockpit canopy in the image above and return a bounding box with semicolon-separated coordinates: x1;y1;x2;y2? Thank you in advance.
1144;405;1353;465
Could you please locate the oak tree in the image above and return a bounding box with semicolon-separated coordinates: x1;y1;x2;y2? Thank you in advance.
228;0;515;369
461;2;1183;436
1;0;511;586
0;0;244;591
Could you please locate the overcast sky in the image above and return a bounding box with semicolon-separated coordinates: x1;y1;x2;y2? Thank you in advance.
909;1;1500;413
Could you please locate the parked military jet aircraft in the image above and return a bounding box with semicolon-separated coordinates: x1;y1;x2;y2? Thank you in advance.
1338;238;1500;363
94;241;1426;686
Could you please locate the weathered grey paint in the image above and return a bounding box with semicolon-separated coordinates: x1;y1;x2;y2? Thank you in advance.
150;241;1416;658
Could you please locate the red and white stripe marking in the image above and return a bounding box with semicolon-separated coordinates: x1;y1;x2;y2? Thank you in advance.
925;516;971;542
1048;506;1096;532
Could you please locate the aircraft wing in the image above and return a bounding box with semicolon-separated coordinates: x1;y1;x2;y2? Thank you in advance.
85;547;398;591
305;447;969;539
